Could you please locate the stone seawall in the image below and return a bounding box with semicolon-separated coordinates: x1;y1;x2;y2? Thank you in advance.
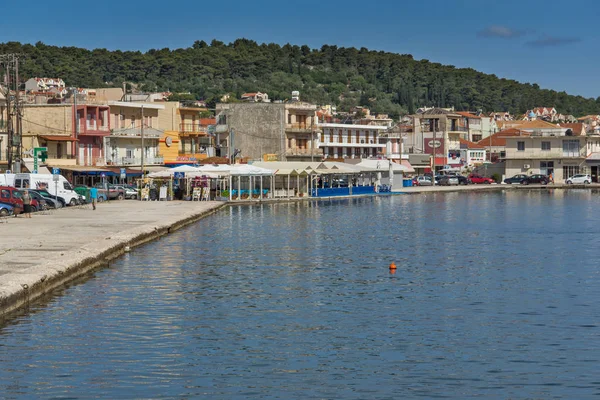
0;201;225;319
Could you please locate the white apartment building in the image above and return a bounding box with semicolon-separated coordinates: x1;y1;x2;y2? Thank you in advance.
318;123;387;159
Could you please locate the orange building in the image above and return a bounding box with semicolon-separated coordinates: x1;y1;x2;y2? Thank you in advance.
159;106;215;166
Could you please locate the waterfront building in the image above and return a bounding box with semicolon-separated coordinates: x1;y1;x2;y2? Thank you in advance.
409;108;463;171
105;101;165;167
504;126;585;183
318;122;387;160
215;97;321;162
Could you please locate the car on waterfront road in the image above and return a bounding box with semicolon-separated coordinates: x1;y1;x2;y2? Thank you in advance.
469;174;494;184
0;202;14;217
20;189;49;210
415;176;433;186
31;189;65;207
527;174;549;185
438;175;459;186
504;174;530;184
455;175;471;185
0;186;39;213
566;174;591;184
113;184;138;199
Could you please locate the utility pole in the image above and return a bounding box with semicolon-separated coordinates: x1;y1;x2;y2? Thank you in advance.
0;54;24;173
141;104;145;178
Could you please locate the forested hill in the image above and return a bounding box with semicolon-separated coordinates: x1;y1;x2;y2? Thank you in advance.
2;39;599;118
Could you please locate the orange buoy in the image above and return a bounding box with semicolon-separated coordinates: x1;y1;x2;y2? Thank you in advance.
389;262;397;270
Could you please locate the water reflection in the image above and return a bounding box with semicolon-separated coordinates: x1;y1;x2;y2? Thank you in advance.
1;191;600;398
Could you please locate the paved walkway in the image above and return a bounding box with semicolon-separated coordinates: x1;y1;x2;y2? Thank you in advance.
0;200;225;317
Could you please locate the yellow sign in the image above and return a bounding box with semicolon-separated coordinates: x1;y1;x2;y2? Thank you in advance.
263;154;278;162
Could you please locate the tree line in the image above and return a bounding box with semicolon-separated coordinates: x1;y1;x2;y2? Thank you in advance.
1;39;599;119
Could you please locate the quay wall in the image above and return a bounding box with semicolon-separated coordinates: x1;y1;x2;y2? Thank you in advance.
0;202;225;319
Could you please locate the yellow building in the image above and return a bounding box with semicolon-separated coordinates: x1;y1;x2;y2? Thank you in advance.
159;106;214;166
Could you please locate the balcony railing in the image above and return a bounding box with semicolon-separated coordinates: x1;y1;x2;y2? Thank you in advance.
180;123;209;134
505;151;582;159
285;123;315;132
79;121;109;133
107;156;164;166
286;149;315;156
321;140;385;148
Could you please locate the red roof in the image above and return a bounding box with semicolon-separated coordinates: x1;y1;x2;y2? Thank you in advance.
460;138;485;149
477;129;522;147
456;111;481;119
558;123;585;135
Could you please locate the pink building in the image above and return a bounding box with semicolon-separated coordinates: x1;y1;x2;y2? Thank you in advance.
71;104;110;166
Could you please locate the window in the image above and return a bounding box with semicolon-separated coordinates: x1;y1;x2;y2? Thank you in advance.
517;141;525;151
63;182;73;191
1;189;9;199
472;134;482;142
563;166;580;178
562;139;580;157
541;141;551;151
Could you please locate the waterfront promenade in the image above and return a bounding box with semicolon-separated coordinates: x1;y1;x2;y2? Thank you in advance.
0;201;225;318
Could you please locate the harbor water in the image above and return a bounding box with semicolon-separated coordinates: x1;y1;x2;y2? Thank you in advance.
1;190;600;399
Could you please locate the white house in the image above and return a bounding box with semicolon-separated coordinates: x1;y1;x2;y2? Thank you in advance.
104;101;165;167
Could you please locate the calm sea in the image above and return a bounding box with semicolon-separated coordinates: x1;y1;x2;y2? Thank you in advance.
1;190;600;399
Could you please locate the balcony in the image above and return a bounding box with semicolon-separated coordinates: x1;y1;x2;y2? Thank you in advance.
285;123;316;133
78;121;110;134
505;151;583;160
180;123;209;135
107;156;165;166
321;140;385;148
285;149;319;156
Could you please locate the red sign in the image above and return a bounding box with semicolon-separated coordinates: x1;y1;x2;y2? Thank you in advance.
424;138;445;157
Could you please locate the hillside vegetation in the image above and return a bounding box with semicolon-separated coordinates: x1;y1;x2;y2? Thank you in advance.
2;39;599;118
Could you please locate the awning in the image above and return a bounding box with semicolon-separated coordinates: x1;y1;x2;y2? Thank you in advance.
40;135;76;142
103;167;143;176
56;166;115;175
586;153;600;163
400;160;415;173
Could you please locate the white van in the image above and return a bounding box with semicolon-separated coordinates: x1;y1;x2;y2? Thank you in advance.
13;173;82;206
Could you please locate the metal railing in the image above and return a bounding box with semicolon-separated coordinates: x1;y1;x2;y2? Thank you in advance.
180;123;209;134
107;156;164;166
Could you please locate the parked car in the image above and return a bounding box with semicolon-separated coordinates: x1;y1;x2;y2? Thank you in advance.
411;177;419;186
455;175;471;185
76;185;108;202
0;186;40;213
504;174;530;184
20;189;49;210
107;184;126;200
438;175;459;186
32;188;65;207
469;174;494;184
565;174;591;184
0;202;14;217
29;189;62;209
527;174;549;185
416;176;433;186
113;184;138;199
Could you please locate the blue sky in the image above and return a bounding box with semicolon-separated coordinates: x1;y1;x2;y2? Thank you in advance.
1;0;598;99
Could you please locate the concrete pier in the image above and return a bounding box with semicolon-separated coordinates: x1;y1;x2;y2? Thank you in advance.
0;201;225;318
